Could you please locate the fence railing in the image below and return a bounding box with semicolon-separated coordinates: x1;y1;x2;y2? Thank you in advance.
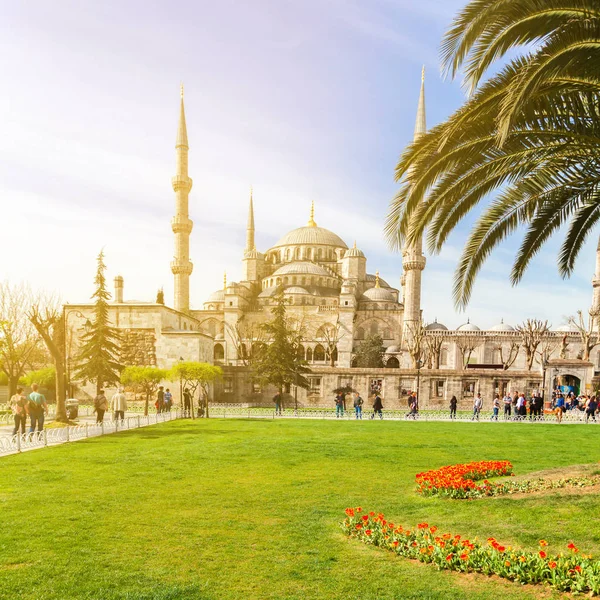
0;410;182;457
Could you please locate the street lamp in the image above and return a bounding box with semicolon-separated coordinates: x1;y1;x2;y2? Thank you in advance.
178;356;184;415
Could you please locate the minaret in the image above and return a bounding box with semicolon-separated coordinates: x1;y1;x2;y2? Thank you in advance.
246;187;255;252
591;236;600;327
171;84;194;313
402;67;427;344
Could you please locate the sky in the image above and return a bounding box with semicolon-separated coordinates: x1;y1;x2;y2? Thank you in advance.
1;0;595;329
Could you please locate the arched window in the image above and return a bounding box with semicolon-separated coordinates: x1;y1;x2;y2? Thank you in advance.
306;347;313;362
306;248;312;260
370;321;378;336
285;249;290;261
356;327;365;340
276;277;281;286
386;356;400;368
314;344;326;361
251;342;266;358
301;277;306;285
294;247;300;259
297;345;306;360
383;328;392;339
240;344;249;360
214;343;224;361
327;346;338;364
440;348;449;366
317;248;323;259
283;277;288;284
184;323;187;330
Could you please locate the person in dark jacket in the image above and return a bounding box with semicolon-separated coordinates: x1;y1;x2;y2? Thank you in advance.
449;396;458;419
372;394;383;419
586;396;597;422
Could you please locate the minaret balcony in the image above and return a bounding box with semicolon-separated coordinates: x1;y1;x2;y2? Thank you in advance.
171;260;193;275
402;256;426;271
171;216;194;234
171;175;193;192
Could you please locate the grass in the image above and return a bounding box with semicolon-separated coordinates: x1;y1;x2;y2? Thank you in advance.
1;419;599;599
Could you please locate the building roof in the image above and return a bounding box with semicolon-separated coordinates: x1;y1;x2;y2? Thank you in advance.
272;261;333;278
283;286;310;295
366;273;390;287
344;242;365;258
270;226;348;249
386;345;401;353
206;289;225;303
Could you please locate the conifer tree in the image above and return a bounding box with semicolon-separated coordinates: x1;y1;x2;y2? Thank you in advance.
353;334;385;368
73;251;122;394
252;290;310;395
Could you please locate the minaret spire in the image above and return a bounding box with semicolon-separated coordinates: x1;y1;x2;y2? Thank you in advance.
414;66;426;140
308;201;317;227
246;186;255;252
171;84;194;313
402;69;428;347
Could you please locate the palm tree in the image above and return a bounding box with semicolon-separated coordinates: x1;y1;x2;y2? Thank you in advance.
385;0;600;308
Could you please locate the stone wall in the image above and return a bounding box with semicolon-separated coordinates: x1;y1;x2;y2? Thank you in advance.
120;329;157;366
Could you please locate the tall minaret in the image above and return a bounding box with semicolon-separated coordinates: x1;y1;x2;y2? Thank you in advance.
591;236;600;327
402;67;427;344
171;84;194;313
246;186;255;253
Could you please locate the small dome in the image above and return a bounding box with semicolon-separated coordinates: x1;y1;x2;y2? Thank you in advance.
272;261;332;278
283;286;309;295
386;345;401;353
344;243;365;258
258;288;277;298
490;319;514;332
457;319;480;332
207;289;225;303
244;249;262;259
362;287;395;303
425;319;448;331
556;324;577;332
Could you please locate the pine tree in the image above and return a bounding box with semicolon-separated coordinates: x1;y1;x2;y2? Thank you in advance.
251;290;310;394
353;334;384;368
73;251;122;394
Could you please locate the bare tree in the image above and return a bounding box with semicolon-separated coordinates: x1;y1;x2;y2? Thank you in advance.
455;334;482;369
424;331;445;369
538;336;558;367
28;293;69;422
568;310;598;361
0;282;41;397
493;340;520;370
405;320;426;369
225;316;266;366
516;319;550;370
316;316;346;367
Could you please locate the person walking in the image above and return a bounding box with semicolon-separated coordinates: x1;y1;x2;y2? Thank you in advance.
10;387;27;435
164;388;173;412
491;394;500;420
94;389;108;423
503;392;512;419
372;393;383;419
352;392;363;419
273;392;282;415
335;392;345;418
586;396;597;423
27;383;48;433
449;395;457;419
555;393;565;423
183;388;192;415
156;386;165;413
472;393;482;421
409;395;419;419
111;387;127;421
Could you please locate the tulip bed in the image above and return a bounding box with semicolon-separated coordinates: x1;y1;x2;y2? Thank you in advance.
415;460;600;499
342;508;600;594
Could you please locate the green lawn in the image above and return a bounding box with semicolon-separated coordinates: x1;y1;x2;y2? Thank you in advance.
1;419;599;599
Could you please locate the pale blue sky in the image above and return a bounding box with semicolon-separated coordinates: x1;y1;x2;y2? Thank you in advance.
0;0;594;328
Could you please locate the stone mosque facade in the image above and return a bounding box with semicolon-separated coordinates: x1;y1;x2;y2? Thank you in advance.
68;80;600;408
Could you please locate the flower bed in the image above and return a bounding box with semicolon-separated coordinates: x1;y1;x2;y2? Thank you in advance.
342;508;600;594
415;461;600;499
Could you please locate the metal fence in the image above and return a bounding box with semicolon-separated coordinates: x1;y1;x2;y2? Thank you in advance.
204;404;600;424
0;410;182;457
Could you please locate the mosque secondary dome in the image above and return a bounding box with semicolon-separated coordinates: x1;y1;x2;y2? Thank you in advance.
490;319;514;332
283;286;310;295
272;261;334;278
362;286;395;302
425;319;448;331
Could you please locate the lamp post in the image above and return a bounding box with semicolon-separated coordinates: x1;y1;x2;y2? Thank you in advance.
63;307;90;400
416;358;423;408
